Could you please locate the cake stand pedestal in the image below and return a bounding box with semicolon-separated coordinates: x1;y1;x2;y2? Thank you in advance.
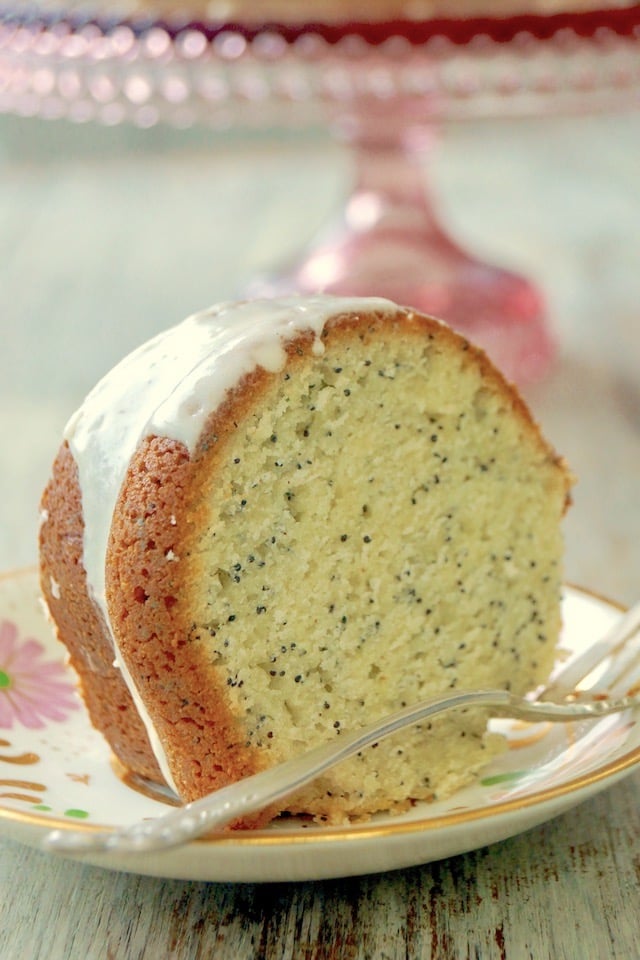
249;101;551;382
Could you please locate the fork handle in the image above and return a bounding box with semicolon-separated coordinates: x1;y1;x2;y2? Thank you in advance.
43;688;630;856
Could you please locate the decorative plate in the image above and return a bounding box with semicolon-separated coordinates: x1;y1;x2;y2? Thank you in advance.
0;567;636;882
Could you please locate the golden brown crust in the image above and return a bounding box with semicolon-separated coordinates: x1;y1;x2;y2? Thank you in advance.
105;370;285;825
39;442;163;783
104;367;277;803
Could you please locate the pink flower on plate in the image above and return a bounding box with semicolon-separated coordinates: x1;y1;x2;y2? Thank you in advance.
0;619;79;729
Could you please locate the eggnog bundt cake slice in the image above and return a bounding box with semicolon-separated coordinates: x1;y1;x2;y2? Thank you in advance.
39;295;572;825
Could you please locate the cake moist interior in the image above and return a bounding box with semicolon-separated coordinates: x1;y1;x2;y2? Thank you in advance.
133;317;563;817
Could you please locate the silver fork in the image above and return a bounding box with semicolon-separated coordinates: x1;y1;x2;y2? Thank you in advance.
44;598;640;856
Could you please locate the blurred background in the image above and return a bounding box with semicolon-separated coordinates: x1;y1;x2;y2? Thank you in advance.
1;18;639;606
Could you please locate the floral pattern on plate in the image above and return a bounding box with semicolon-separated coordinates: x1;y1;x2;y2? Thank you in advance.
0;618;78;729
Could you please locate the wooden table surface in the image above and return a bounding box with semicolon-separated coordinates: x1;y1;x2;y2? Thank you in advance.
1;105;639;958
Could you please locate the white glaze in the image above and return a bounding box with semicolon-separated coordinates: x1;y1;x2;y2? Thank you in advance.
65;295;398;790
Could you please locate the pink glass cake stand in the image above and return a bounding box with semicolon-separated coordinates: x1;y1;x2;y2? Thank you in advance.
1;5;639;382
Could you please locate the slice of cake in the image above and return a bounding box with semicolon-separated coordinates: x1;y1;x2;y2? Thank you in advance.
39;295;572;826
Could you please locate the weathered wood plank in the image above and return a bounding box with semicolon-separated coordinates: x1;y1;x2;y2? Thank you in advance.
1;774;639;959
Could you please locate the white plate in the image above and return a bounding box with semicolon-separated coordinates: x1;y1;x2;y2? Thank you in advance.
0;568;637;882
